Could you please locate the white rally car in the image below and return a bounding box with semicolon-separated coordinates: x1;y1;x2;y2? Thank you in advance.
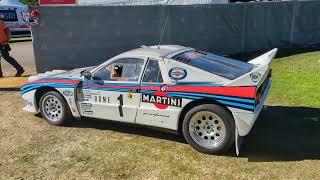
21;45;277;155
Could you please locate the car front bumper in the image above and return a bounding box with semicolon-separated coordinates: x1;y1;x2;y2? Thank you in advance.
22;89;38;113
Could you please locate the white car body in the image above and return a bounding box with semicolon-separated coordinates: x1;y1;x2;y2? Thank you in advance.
21;45;277;154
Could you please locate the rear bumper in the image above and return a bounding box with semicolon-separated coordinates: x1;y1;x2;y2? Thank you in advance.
232;79;272;136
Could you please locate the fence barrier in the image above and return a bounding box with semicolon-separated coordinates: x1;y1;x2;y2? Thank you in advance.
31;1;320;72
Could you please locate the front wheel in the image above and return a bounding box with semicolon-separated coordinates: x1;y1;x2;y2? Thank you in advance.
182;104;235;154
39;91;72;125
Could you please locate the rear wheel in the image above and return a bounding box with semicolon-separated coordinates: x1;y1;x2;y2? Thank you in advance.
182;104;235;154
39;91;72;125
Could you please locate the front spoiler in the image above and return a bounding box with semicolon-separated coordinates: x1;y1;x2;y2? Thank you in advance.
23;105;38;113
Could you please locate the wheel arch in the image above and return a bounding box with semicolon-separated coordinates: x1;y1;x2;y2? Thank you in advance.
34;86;60;110
177;99;233;135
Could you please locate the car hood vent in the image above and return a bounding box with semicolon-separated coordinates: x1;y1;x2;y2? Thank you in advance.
172;55;191;63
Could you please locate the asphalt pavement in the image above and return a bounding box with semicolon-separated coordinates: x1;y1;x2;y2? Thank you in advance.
1;41;35;70
0;41;35;90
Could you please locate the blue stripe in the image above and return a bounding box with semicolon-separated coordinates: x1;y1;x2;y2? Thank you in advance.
168;93;253;110
167;93;254;110
22;84;76;90
21;84;76;94
170;94;204;100
167;92;255;104
22;82;76;89
140;90;156;94
141;83;162;87
21;80;255;111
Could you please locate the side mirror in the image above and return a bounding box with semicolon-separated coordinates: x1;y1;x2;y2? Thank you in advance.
81;70;92;80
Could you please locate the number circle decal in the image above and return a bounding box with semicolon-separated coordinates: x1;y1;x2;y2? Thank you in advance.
250;72;261;82
168;67;187;81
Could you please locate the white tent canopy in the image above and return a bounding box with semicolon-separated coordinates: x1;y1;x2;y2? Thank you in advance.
0;0;26;7
77;0;228;6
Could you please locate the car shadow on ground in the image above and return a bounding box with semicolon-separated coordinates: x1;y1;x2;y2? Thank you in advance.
66;105;320;162
240;106;320;162
66;116;186;143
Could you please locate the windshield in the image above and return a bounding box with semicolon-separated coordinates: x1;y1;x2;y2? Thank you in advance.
171;50;253;80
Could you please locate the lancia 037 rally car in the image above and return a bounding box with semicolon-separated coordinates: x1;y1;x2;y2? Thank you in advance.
21;45;277;155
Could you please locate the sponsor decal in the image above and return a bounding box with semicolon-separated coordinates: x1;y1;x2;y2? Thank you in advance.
168;67;187;81
142;93;182;109
81;103;92;112
250;72;261;83
83;111;93;115
27;101;33;106
143;112;170;118
63;90;73;96
127;93;133;100
94;96;110;103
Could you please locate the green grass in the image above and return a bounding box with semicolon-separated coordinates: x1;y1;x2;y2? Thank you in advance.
0;51;320;179
267;52;320;107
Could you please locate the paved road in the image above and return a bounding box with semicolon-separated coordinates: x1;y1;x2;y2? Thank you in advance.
1;41;35;70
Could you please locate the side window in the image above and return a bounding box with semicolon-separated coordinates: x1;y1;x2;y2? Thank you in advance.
142;60;163;83
93;58;144;82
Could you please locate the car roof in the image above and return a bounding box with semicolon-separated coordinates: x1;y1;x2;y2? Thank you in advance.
119;45;192;59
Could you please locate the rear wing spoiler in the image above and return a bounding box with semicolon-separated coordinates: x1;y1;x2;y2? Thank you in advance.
225;48;278;87
248;48;278;66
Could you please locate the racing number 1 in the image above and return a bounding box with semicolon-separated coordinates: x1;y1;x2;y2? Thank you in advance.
117;94;124;117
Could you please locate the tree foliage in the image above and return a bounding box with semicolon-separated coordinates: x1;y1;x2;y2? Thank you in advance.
19;0;39;5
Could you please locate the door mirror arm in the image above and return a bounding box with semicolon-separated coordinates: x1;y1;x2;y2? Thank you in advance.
81;70;92;80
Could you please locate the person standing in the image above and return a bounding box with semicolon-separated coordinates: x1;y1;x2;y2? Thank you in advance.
0;20;24;78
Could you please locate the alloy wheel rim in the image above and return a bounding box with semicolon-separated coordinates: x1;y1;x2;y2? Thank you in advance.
42;95;63;122
189;111;226;148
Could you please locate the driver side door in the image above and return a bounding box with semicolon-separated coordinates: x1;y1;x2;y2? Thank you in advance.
77;58;146;123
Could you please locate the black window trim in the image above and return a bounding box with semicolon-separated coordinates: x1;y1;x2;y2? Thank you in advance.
141;58;164;84
171;50;253;80
92;57;146;83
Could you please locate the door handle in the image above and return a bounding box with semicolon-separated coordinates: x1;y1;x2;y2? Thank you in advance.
160;84;168;92
130;87;140;93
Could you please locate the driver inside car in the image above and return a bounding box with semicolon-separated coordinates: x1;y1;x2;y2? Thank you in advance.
111;65;128;81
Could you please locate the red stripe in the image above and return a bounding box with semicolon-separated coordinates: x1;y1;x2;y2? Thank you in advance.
141;85;256;98
167;86;256;98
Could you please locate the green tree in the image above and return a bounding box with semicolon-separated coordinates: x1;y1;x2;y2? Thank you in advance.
19;0;39;5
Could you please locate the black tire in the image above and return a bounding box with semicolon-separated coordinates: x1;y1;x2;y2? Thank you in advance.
182;104;235;155
39;91;73;126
